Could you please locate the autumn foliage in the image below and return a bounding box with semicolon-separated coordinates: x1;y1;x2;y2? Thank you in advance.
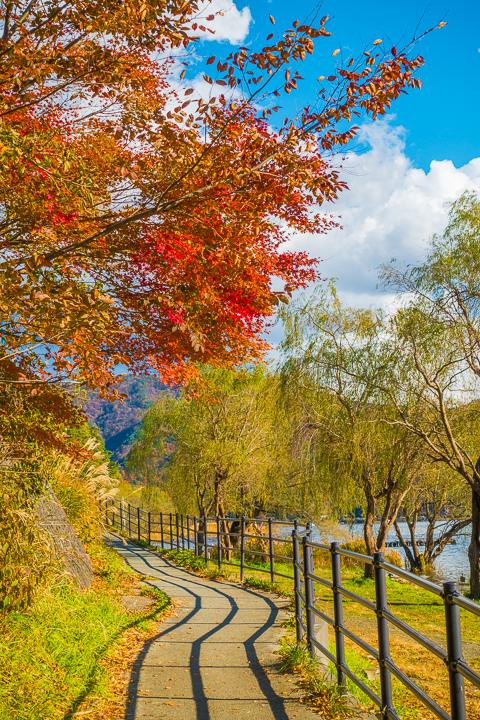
0;0;432;431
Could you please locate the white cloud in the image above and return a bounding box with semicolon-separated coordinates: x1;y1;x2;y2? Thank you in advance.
196;1;252;44
287;119;480;307
266;120;480;354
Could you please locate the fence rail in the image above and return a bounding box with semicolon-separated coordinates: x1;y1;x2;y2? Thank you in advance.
104;499;480;720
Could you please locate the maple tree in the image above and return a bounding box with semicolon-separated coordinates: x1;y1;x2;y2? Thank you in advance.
0;0;438;406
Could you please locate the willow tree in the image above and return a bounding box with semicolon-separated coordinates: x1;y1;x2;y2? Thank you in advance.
394;465;470;572
279;284;429;577
126;365;302;531
380;193;480;598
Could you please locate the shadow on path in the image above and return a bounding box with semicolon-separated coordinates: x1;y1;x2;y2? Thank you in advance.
107;534;316;720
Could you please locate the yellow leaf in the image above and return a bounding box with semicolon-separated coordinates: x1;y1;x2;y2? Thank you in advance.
269;15;275;24
373;39;383;45
332;49;340;56
438;21;447;28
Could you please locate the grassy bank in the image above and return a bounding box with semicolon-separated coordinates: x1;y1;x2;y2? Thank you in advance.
159;546;480;720
0;541;171;720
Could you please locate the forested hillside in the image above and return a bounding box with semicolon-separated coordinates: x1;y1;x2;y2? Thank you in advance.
84;377;170;463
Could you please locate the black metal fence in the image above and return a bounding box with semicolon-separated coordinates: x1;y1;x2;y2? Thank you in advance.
104;500;480;720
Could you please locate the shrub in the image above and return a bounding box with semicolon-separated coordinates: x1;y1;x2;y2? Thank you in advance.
0;459;51;618
44;439;118;546
278;637;354;719
341;537;403;568
162;549;207;572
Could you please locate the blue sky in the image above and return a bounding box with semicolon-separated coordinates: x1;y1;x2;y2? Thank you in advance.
214;0;480;173
202;0;480;170
192;0;480;330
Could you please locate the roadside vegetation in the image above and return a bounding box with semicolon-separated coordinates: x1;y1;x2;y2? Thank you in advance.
0;419;171;720
0;539;171;720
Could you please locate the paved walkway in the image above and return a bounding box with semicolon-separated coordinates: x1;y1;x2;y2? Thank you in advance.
109;534;322;720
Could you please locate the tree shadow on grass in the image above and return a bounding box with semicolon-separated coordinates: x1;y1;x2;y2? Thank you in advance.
61;579;170;719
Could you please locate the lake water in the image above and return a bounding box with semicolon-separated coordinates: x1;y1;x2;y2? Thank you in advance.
309;521;471;582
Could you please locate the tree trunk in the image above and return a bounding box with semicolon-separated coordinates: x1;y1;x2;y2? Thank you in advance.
469;485;480;600
405;509;424;571
394;519;420;572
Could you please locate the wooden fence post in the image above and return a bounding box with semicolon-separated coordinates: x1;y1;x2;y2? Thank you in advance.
303;535;315;658
293;530;304;643
216;516;222;569
331;541;346;687
268;517;275;584
240;516;246;582
204;516;209;565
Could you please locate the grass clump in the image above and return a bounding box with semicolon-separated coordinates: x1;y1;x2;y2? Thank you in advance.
163;548;207;572
0;541;170;720
278;636;354;719
243;575;292;601
162;549;228;580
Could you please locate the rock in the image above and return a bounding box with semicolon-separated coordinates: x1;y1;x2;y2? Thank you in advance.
363;667;380;681
35;488;94;589
313;616;330;669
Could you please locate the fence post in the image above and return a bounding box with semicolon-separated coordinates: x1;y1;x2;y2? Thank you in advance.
128;503;131;537
292;530;304;643
374;552;394;720
148;512;151;545
194;516;198;556
137;506;141;541
160;513;164;549
240;516;246;582
443;581;466;720
204;516;209;565
176;513;179;550
331;541;346;687
216;516;222;569
169;513;173;550
302;535;315;658
268;518;275;584
120;502;123;533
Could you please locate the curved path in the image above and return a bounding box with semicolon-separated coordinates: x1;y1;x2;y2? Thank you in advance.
109;534;321;720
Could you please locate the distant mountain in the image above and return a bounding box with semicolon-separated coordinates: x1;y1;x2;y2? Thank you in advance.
84;376;171;464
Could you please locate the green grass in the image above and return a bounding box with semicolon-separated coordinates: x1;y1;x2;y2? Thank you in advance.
278;635;354;719
0;543;170;720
